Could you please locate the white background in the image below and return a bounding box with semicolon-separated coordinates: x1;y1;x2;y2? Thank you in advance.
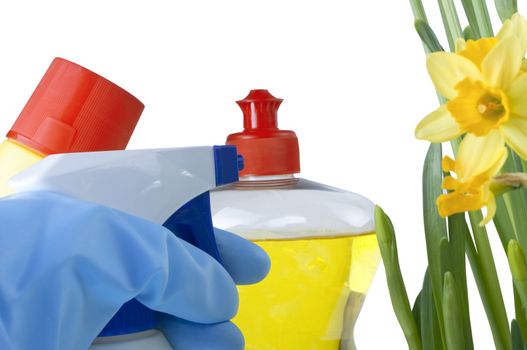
0;0;523;348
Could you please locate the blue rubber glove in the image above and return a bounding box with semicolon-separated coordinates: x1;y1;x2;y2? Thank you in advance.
0;191;270;350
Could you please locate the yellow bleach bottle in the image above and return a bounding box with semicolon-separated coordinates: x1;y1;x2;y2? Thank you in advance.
211;90;380;350
0;57;144;196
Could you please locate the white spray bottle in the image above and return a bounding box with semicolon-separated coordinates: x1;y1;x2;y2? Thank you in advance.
10;145;241;350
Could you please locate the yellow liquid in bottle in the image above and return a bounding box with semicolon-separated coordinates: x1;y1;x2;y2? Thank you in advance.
234;232;380;350
0;140;44;196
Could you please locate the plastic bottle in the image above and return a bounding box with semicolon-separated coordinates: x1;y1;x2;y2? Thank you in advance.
210;90;380;350
0;57;144;196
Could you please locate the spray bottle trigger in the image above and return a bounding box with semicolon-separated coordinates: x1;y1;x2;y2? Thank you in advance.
162;191;221;262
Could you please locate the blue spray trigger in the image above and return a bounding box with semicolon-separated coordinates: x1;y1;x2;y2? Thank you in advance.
163;145;241;262
213;145;239;186
163;192;221;262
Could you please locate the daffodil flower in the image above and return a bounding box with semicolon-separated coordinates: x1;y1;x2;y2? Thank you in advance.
415;14;527;167
437;140;508;225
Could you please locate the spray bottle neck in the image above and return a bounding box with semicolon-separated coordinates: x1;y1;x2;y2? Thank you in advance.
235;173;298;189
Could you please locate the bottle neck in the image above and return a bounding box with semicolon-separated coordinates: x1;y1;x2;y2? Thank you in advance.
235;173;298;189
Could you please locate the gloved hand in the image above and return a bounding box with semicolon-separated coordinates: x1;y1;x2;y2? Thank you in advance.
0;191;270;350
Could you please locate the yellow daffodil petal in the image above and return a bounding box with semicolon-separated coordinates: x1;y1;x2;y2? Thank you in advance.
482;36;523;90
456;130;505;179
487;147;509;176
437;190;485;218
415;105;462;142
502;116;527;160
442;156;457;172
442;175;458;190
508;73;527;117
480;193;497;226
497;13;527;52
458;38;498;69
427;52;482;100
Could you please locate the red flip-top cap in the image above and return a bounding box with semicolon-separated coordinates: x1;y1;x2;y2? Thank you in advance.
7;57;144;155
227;89;300;177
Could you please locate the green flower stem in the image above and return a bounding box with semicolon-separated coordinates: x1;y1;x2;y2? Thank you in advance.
494;0;518;22
461;0;482;38
472;0;494;37
511;319;524;350
468;211;511;350
438;0;463;51
500;152;527;252
448;214;474;349
514;288;527;344
443;272;465;350
508;241;527;316
410;0;428;23
494;196;518;249
375;206;422;350
509;241;527;346
418;270;443;349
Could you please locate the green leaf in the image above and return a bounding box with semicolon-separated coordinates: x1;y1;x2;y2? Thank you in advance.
415;20;445;53
495;0;518;22
437;0;464;51
471;0;494;37
468;211;511;350
423;143;448;347
515;288;527;345
509;240;527;311
420;270;442;350
448;214;474;349
410;0;428;22
375;206;422;350
500;149;527;251
463;223;501;341
460;0;481;38
443;272;466;350
512;319;525;350
494;195;517;250
412;291;422;334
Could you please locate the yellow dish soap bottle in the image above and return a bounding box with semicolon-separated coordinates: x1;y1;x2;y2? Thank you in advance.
211;90;380;350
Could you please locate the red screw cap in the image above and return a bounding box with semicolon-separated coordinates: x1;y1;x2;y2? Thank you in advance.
7;57;144;155
227;89;300;177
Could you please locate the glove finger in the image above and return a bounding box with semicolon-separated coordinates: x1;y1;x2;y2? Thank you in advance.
214;228;270;285
158;314;244;350
134;231;238;324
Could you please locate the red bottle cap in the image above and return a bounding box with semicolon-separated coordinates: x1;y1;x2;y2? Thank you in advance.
7;57;144;155
227;89;300;177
